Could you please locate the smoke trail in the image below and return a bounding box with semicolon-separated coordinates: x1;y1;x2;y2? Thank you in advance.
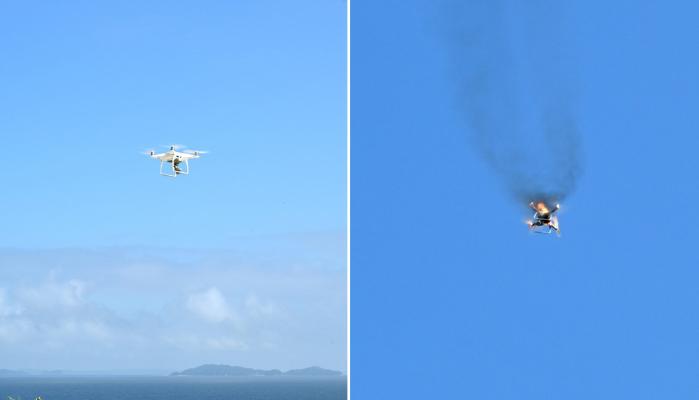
444;0;583;205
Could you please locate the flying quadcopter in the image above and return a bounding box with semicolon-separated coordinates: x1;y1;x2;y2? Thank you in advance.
526;201;561;235
146;145;207;177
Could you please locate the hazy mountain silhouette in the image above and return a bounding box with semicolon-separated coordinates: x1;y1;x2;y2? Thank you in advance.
171;364;343;377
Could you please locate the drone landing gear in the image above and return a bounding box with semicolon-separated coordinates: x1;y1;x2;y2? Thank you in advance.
531;228;552;234
160;159;190;177
529;224;560;236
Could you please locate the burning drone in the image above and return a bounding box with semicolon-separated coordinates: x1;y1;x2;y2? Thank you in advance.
145;145;207;177
526;201;561;235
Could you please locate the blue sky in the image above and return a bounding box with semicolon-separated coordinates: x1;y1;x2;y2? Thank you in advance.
353;0;699;398
0;1;346;372
0;0;346;248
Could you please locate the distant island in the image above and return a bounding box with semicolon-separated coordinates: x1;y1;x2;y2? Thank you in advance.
171;364;343;377
0;365;344;378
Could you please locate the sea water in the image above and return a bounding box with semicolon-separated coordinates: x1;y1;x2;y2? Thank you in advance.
0;376;347;400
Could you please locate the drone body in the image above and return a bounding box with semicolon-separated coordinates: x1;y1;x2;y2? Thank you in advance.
147;145;206;177
526;201;561;235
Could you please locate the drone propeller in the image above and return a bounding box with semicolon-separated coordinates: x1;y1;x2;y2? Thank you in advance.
162;144;187;151
184;149;209;155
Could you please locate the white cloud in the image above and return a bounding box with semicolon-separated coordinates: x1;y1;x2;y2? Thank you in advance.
17;278;86;309
0;244;347;372
0;289;21;317
186;287;237;324
0;279;119;347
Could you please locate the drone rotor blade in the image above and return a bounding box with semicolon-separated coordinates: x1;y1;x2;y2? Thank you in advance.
159;144;186;151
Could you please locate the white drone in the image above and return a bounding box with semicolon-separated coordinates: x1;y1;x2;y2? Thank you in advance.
146;145;207;177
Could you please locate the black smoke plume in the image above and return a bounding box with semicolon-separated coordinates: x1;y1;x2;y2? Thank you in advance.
444;1;583;206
